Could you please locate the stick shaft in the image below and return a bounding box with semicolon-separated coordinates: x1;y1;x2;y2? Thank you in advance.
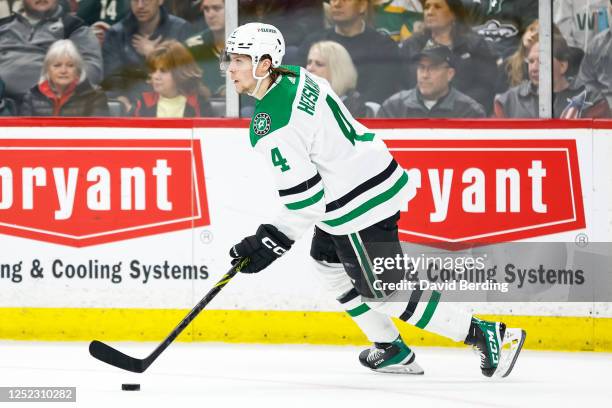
89;259;246;372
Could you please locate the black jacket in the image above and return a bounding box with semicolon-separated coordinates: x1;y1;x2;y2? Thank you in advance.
378;87;486;118
399;26;498;113
102;6;193;98
20;80;109;117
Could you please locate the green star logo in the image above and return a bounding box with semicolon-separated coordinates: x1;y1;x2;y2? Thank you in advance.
253;113;271;136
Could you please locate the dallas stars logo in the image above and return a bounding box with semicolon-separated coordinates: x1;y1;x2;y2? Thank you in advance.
253;113;271;136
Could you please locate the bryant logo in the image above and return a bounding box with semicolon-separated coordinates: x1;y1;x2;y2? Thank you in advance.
0;139;210;247
253;113;271;136
386;139;585;247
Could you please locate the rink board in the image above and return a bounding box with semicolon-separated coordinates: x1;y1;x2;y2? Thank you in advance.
0;118;610;351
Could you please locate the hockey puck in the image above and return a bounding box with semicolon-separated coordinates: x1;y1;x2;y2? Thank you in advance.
121;383;140;391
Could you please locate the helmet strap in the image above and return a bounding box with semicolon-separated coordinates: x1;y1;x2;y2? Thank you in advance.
248;60;271;98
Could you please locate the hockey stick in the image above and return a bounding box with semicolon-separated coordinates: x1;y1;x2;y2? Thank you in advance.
89;258;248;373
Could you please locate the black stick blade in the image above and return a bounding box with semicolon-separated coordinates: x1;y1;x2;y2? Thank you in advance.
89;340;147;373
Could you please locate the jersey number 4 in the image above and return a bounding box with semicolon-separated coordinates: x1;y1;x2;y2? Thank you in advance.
326;95;374;146
271;147;291;172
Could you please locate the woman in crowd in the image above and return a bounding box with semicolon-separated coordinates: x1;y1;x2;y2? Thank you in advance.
132;40;213;118
20;40;109;117
500;19;540;92
399;0;497;112
306;40;374;117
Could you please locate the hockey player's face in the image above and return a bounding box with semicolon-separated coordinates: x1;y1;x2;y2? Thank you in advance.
24;0;57;15
306;48;330;82
424;0;455;31
227;54;256;94
202;0;225;32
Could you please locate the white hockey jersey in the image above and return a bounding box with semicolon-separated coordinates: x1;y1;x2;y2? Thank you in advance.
249;66;409;240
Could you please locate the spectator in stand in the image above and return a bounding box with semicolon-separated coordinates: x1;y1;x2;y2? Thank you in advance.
399;0;497;113
131;40;213;117
495;34;610;119
552;33;610;118
1;0;73;18
460;0;538;59
373;0;423;42
0;0;102;103
299;0;401;104
497;19;539;93
240;0;325;49
0;77;17;116
165;0;204;28
185;0;226;97
576;0;612;109
554;0;610;52
102;0;193;112
0;0;22;18
306;41;373;117
76;0;130;45
20;39;109;116
379;43;485;118
493;39;539;118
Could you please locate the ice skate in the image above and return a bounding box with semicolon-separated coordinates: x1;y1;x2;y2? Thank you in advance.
359;335;424;374
465;317;526;378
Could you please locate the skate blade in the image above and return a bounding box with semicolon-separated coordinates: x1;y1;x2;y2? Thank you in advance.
495;328;527;378
372;361;424;375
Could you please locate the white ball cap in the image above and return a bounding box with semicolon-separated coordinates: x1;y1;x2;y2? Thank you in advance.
225;22;285;68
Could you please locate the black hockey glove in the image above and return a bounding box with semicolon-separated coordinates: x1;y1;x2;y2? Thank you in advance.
229;224;294;273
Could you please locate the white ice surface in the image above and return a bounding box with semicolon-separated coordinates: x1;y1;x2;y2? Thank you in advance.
0;341;610;408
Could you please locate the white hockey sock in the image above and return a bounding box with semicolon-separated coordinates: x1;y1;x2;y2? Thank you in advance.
367;290;472;343
342;294;399;343
313;259;399;343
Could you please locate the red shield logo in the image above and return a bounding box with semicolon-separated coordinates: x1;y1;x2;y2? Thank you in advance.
0;139;209;246
386;139;585;245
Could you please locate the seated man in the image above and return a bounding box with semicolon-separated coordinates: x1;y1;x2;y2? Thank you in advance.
102;0;194;110
378;44;486;118
0;0;102;102
185;0;226;97
298;0;401;104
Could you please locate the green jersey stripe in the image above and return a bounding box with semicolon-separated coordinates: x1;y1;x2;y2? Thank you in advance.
323;171;408;227
346;303;371;317
415;291;441;329
350;232;384;299
285;189;325;210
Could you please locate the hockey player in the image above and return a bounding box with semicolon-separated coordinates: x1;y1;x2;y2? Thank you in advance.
223;22;526;378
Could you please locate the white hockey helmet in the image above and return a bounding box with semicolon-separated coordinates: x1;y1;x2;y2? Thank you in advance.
224;22;285;69
222;22;285;95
